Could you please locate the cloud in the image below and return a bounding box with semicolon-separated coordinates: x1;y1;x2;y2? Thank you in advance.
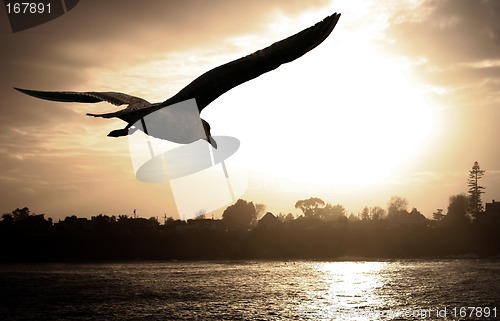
387;0;500;63
385;0;500;99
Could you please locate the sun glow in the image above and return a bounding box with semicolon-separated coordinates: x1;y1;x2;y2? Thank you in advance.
87;3;440;193
203;9;439;188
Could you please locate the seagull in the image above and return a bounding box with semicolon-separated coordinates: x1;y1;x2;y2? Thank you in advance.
15;12;341;149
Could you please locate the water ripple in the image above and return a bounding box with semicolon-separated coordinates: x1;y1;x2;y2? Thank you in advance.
0;260;499;320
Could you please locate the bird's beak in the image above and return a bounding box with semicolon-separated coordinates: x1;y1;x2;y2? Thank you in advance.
208;136;218;149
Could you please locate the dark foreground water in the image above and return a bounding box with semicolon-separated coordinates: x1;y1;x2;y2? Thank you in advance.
0;260;499;320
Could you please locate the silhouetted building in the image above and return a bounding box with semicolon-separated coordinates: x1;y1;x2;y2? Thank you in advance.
258;212;281;229
480;200;500;225
485;200;500;213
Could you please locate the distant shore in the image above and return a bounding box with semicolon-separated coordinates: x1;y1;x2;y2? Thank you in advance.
2;217;499;263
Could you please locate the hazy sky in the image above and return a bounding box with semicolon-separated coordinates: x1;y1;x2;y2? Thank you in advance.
1;0;499;220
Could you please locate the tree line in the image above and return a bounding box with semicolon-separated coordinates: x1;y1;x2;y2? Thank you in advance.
1;161;498;261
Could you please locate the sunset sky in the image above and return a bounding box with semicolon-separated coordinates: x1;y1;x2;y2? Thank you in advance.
1;0;499;220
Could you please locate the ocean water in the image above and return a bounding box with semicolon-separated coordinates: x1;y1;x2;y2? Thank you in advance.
0;260;499;320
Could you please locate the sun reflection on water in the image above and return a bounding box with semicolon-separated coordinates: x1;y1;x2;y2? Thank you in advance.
299;261;388;320
2;261;499;320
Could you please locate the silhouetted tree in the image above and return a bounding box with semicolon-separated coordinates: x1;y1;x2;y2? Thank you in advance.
359;207;370;220
195;209;207;219
371;206;386;220
164;216;176;226
90;214;115;231
444;194;470;226
277;213;295;222
117;215;128;222
387;196;409;217
348;213;360;221
11;207;30;222
432;209;445;221
295;197;325;218
57;215;89;232
222;199;257;230
386;196;409;223
277;213;294;222
359;206;385;221
317;203;346;221
0;213;14;231
284;213;295;222
468;161;485;221
148;217;159;225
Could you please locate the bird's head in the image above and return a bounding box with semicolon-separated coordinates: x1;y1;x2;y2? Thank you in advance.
201;119;217;149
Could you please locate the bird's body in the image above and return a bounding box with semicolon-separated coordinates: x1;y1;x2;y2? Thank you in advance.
15;12;341;148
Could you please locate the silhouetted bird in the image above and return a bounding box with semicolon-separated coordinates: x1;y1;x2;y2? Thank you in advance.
15;13;341;148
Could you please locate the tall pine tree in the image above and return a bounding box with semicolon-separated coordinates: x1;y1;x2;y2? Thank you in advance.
467;161;485;220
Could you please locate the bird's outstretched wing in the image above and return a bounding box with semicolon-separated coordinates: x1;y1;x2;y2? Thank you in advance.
14;88;150;106
168;12;341;111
